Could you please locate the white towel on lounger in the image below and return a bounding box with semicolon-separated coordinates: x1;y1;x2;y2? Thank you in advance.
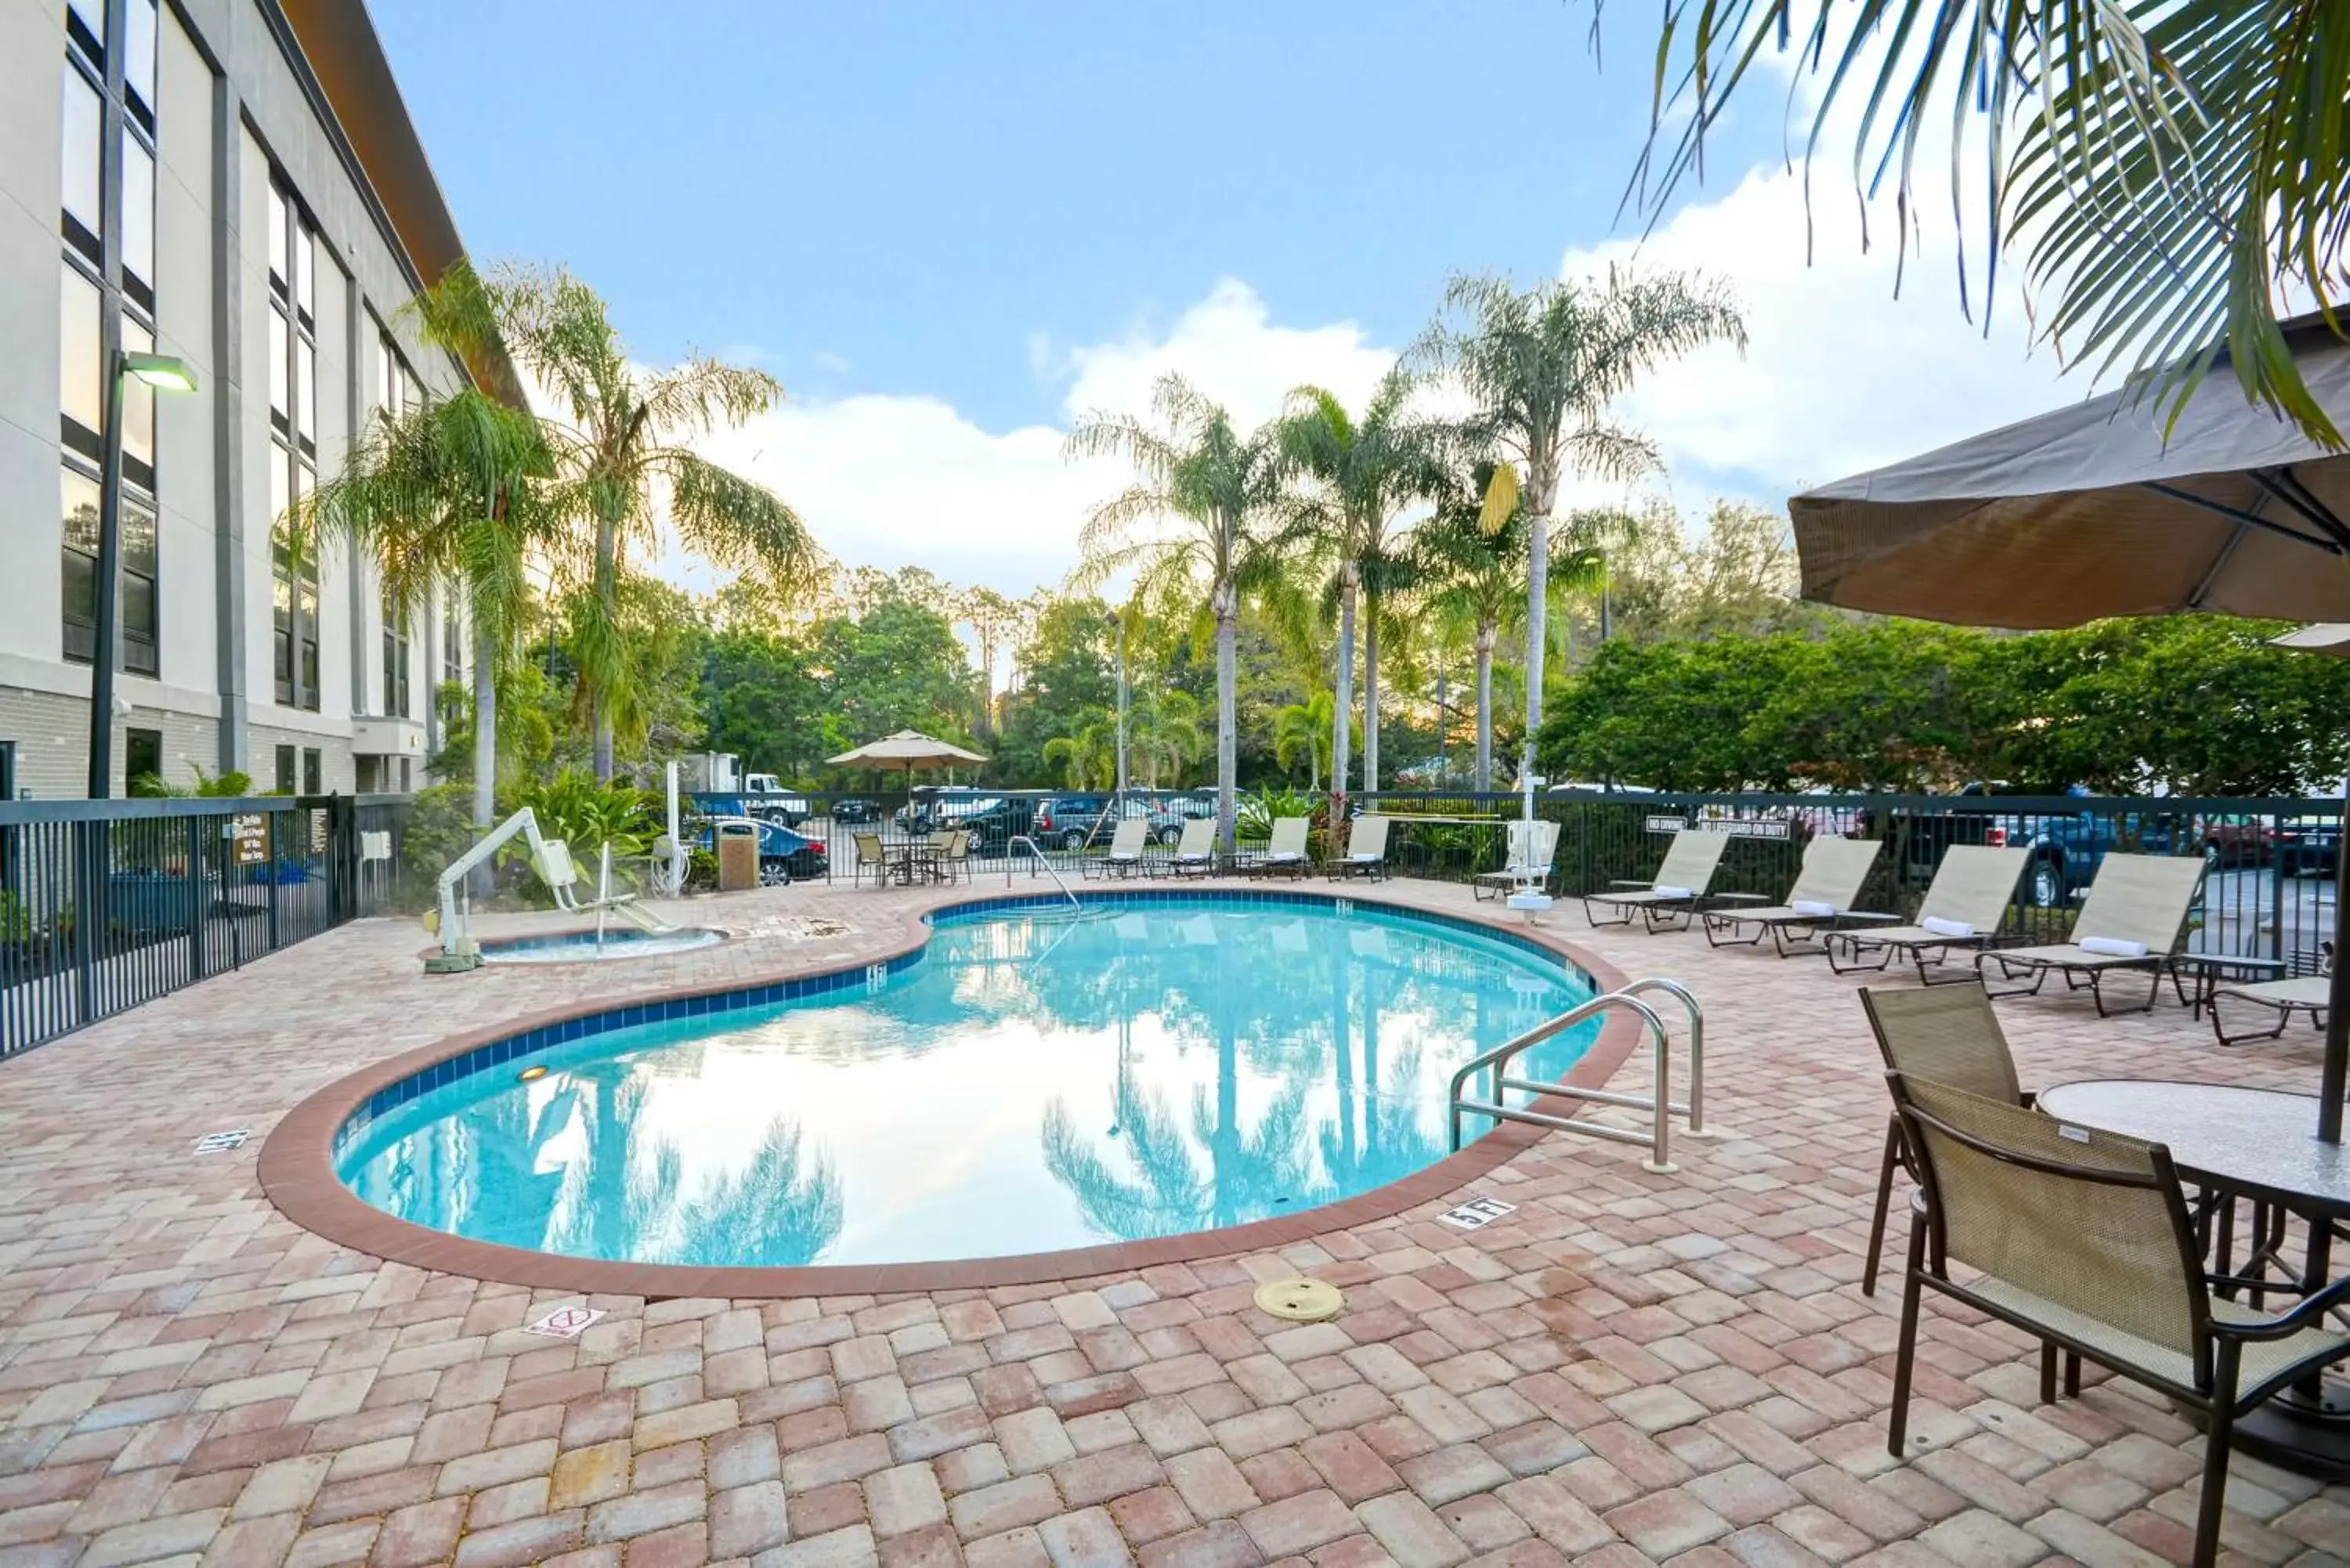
1922;916;1975;938
1791;899;1837;918
1651;885;1692;900
2079;936;2149;959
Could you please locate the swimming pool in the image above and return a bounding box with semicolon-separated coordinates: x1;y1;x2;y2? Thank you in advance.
334;894;1600;1270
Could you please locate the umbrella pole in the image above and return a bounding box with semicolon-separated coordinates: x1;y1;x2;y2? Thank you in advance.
2326;786;2350;1143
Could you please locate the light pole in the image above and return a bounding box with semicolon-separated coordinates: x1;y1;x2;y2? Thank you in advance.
88;349;197;799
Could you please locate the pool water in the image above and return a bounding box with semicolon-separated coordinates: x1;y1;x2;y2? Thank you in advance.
476;927;724;963
340;898;1598;1268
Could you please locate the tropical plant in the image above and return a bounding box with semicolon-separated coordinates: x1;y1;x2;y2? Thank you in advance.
1625;0;2350;447
1043;717;1120;790
298;378;556;848
503;768;659;869
1272;691;1337;790
429;261;817;780
1273;370;1451;795
1413;462;1603;789
128;764;255;799
1129;688;1206;787
1417;269;1744;789
1068;374;1295;854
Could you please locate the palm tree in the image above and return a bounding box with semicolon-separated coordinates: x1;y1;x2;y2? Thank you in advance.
1068;374;1292;854
1272;691;1340;790
1129;688;1206;788
299;387;554;845
1412;462;1604;790
1632;2;2350;447
1043;717;1119;789
1274;370;1450;797
438;262;817;780
1419;270;1743;789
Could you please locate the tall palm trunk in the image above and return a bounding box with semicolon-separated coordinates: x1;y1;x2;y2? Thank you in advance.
1363;607;1380;793
1523;458;1559;792
1434;667;1448;783
1473;620;1495;793
591;504;618;782
1214;576;1238;857
471;615;498;899
1332;564;1358;802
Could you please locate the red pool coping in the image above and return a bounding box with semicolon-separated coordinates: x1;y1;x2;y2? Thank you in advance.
260;890;1643;1298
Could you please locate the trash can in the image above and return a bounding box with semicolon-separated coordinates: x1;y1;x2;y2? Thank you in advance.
717;822;761;892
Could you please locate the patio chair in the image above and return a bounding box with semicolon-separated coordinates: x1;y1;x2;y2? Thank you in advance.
1256;817;1311;880
1086;818;1150;880
1856;981;2032;1298
1582;829;1734;932
1167;816;1217;879
1326;814;1390;880
1473;820;1560;901
1883;1072;2350;1568
850;831;887;889
1827;844;2029;982
1701;836;1889;956
1975;852;2207;1016
937;829;973;885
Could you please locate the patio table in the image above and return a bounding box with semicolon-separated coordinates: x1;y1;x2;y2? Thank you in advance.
2036;1078;2350;1478
884;843;940;886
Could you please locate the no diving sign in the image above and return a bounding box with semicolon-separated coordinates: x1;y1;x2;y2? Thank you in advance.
523;1306;606;1339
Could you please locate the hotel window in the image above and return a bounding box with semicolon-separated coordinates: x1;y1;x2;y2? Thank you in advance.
124;728;161;793
442;598;463;685
57;0;161;677
381;598;411;718
302;748;321;796
274;743;295;794
268;179;320;710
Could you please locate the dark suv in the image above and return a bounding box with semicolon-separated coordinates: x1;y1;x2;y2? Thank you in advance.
924;797;1037;853
1032;795;1155;851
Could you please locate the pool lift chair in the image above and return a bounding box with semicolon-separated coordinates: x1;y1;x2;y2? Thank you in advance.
427;807;677;973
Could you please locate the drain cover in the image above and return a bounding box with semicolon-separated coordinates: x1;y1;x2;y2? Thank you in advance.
1255;1277;1344;1323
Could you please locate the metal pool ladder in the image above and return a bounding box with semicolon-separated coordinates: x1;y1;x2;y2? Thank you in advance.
1447;978;1706;1174
1005;835;1081;912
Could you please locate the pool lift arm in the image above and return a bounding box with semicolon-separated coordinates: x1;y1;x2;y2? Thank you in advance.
428;807;671;973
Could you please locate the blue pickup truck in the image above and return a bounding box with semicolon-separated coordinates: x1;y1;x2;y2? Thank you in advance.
1985;792;2186;907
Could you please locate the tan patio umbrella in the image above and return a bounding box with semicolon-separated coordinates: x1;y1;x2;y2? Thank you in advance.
825;729;988;791
1791;313;2350;1139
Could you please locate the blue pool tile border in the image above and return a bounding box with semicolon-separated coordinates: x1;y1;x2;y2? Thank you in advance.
333;889;1593;1163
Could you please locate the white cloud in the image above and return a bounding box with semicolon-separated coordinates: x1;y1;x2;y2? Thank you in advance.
669;280;1399;601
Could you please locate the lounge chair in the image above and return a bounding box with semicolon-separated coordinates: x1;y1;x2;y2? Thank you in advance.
937;829;973;885
2209;965;2332;1048
1167;816;1217;879
1856;981;2034;1298
1975;852;2206;1016
1827;844;2030;982
1701;836;1890;956
1582;829;1734;932
1882;1072;2350;1568
1473;820;1560;902
1086;817;1150;879
1326;815;1390;880
1255;817;1311;879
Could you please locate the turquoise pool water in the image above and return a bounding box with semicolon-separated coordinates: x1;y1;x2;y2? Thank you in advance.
338;897;1599;1268
477;927;725;963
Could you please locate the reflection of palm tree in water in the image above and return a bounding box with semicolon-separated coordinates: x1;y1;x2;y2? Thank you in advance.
1040;1009;1317;1239
551;1057;842;1266
671;1120;843;1266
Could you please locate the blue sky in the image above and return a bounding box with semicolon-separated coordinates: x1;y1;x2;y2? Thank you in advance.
374;2;2077;594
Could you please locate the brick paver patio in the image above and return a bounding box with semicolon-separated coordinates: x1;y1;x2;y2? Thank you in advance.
2;875;2347;1568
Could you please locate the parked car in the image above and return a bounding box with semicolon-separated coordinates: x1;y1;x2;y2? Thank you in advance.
692;817;826;885
898;789;993;833
2276;821;2341;878
1148;793;1216;846
829;797;882;825
1032;795;1152;851
937;798;1043;854
2199;818;2276;869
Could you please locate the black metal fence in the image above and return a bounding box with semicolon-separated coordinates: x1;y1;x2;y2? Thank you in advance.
1350;789;2346;970
0;793;415;1058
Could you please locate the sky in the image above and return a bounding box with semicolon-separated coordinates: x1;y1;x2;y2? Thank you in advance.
373;1;2084;600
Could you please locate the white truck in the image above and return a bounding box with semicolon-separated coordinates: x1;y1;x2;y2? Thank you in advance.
682;753;809;826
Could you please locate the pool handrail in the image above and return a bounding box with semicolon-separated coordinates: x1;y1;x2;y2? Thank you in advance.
1006;835;1080;910
1446;978;1706;1174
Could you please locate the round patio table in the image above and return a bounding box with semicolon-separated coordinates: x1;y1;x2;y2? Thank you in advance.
2036;1078;2350;1478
